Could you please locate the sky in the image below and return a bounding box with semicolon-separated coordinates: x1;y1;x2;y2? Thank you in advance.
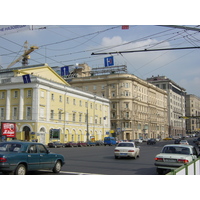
1;24;200;97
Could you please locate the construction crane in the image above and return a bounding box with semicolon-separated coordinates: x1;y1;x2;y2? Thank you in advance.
7;41;39;69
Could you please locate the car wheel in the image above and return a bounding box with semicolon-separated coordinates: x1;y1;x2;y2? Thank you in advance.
15;164;27;175
53;160;62;173
115;156;119;159
157;168;164;175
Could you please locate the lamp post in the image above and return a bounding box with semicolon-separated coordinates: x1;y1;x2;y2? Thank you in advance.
86;107;89;142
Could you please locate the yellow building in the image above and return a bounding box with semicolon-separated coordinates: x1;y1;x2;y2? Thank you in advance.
0;64;110;144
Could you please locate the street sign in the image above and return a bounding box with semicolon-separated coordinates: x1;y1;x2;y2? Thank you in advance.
61;66;70;76
104;56;114;67
22;74;31;84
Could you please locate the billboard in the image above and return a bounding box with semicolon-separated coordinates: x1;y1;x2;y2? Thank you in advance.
1;122;16;138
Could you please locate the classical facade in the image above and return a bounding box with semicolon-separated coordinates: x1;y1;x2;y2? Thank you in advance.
146;75;186;137
0;64;110;144
67;65;168;140
185;94;200;134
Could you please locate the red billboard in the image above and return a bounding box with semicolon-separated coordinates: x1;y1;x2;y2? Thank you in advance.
1;122;16;138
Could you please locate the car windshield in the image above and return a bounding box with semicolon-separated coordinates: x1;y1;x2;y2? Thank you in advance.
117;143;134;147
0;143;22;152
162;146;190;155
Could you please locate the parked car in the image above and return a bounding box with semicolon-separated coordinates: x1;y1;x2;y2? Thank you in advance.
174;139;181;144
65;141;78;147
143;138;149;142
87;141;96;146
0;141;65;175
47;142;64;148
77;141;87;147
154;144;199;175
95;140;104;146
114;142;140;159
179;140;189;145
147;138;156;145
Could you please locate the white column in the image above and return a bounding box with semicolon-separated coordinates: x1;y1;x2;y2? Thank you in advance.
19;89;24;120
32;87;39;121
46;90;50;121
6;89;11;120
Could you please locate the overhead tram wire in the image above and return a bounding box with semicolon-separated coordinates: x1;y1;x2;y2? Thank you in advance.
39;26;121;48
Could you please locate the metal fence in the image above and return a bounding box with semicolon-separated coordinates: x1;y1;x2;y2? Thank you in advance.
166;158;200;175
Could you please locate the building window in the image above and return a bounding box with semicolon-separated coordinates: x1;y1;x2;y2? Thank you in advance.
79;100;82;106
0;107;4;119
13;107;18;119
51;94;54;100
73;113;76;122
66;97;69;104
79;113;82;122
26;107;31;118
27;90;32;97
73;99;76;105
93;85;96;90
50;110;54;119
14;91;18;98
59;95;62;102
0;91;5;99
58;111;62;120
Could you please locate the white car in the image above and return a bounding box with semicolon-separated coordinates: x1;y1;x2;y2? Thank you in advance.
179;140;189;145
154;144;199;174
135;139;143;143
114;142;140;159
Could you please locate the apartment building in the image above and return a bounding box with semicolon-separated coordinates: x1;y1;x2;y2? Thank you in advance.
185;94;200;134
146;75;186;137
0;64;110;144
67;65;168;140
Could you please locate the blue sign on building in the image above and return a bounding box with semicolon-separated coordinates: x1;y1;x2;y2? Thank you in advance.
104;56;114;67
61;66;70;76
22;74;31;84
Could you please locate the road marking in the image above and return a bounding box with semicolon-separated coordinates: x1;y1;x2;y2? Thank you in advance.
60;171;104;175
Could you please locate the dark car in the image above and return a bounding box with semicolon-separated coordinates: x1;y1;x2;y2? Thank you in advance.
77;141;87;147
0;141;65;175
147;138;156;145
174;139;181;144
65;141;78;147
47;142;64;148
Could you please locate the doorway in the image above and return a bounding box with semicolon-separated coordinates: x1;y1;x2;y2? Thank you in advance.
23;126;31;141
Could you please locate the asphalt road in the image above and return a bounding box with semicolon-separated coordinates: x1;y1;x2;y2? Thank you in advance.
1;138;197;175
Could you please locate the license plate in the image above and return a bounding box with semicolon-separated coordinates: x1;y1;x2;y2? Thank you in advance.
165;159;176;162
120;153;127;156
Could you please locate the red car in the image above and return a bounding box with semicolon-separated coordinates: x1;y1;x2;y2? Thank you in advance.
64;141;78;147
77;141;87;147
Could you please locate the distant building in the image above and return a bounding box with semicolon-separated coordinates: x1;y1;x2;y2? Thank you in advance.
146;75;186;137
66;64;168;140
185;94;200;135
0;64;110;144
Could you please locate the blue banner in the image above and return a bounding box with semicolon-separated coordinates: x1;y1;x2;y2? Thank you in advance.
22;74;31;84
104;56;114;67
61;66;70;76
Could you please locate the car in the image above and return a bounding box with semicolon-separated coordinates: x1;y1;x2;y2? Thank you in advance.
87;141;96;146
114;142;140;159
174;139;181;144
163;137;172;140
179;140;189;145
147;138;156;145
47;142;64;148
154;144;199;175
95;140;104;146
65;141;78;147
143;138;149;142
0;141;65;175
135;139;143;143
77;141;87;147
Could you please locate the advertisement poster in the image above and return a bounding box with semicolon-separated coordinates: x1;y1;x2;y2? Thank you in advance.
1;122;16;138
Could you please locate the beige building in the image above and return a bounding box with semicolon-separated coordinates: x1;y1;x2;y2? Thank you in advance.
185;94;200;135
146;75;186;137
0;64;110;144
67;64;168;140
